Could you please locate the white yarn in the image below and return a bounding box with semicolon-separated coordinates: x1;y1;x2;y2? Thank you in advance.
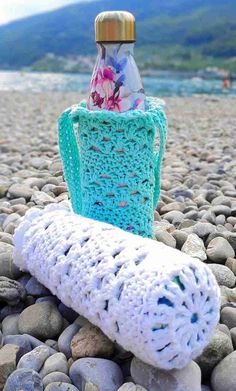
13;204;220;370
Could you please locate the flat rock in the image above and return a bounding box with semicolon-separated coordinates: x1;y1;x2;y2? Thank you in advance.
195;330;233;379
131;357;201;391
211;351;236;391
18;302;63;339
71;324;114;360
207;237;235;263
208;264;236;288
3;368;43;391
69;357;123;391
181;233;206;261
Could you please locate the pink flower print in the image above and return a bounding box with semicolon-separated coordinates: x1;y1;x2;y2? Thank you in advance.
91;91;104;108
107;93;122;112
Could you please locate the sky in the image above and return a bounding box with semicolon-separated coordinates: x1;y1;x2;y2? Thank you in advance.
0;0;88;25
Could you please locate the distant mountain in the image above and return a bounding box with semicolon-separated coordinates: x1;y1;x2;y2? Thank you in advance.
0;0;236;72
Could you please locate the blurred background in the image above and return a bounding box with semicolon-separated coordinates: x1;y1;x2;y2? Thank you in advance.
0;0;235;96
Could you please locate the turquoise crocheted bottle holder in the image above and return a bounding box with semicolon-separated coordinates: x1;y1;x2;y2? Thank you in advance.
58;97;167;238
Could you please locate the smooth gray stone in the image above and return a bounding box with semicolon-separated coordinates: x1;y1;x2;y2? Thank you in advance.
58;323;81;358
18;302;63;340
70;358;123;391
208;264;236;288
195;330;233;379
3;368;43;391
211;351;236;391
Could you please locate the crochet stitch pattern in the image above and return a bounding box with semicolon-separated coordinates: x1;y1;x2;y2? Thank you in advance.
13;204;220;370
58;97;167;238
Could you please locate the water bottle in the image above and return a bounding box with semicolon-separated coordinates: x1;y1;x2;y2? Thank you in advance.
87;11;146;112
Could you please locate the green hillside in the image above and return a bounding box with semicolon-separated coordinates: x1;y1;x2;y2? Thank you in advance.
0;0;235;72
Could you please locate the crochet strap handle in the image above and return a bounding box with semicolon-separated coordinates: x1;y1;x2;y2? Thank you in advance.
151;105;168;207
58;107;82;213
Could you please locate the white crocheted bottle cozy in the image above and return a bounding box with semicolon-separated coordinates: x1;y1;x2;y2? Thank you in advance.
13;204;220;370
58;97;167;238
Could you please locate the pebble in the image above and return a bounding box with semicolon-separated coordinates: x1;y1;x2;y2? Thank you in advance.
69;358;123;391
7;184;34;201
18;302;63;339
25;277;50;296
131;357;201;391
3;368;43;391
43;372;71;387
225;258;236;275
195;330;233;379
211;196;231;207
71;324;114;360
0;344;20;389
211;351;236;391
192;222;215;238
221;307;236;329
17;345;51;372
3;335;32;358
181;233;206;261
230;327;236;349
172;230;188;249
2;314;20;335
207;237;235;263
58;303;78;323
117;384;147;391
208;264;236;288
211;205;231;217
154;229;176;248
0;243;21;279
45;383;79;391
58;323;81;359
31;191;56;206
40;352;68;377
0;277;26;306
162;211;184;224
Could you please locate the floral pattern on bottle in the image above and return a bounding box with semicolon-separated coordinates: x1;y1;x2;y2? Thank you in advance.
87;43;146;112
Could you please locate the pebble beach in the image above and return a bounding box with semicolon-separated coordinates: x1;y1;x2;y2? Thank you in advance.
0;91;236;391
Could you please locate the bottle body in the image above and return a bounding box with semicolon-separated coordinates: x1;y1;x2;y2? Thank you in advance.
87;43;145;112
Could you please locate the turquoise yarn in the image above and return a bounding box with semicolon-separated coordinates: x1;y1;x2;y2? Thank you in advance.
58;97;167;238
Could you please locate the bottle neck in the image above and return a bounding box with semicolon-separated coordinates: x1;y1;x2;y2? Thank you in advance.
97;42;134;58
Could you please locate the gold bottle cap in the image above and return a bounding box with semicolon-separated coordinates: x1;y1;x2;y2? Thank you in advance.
95;11;136;43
